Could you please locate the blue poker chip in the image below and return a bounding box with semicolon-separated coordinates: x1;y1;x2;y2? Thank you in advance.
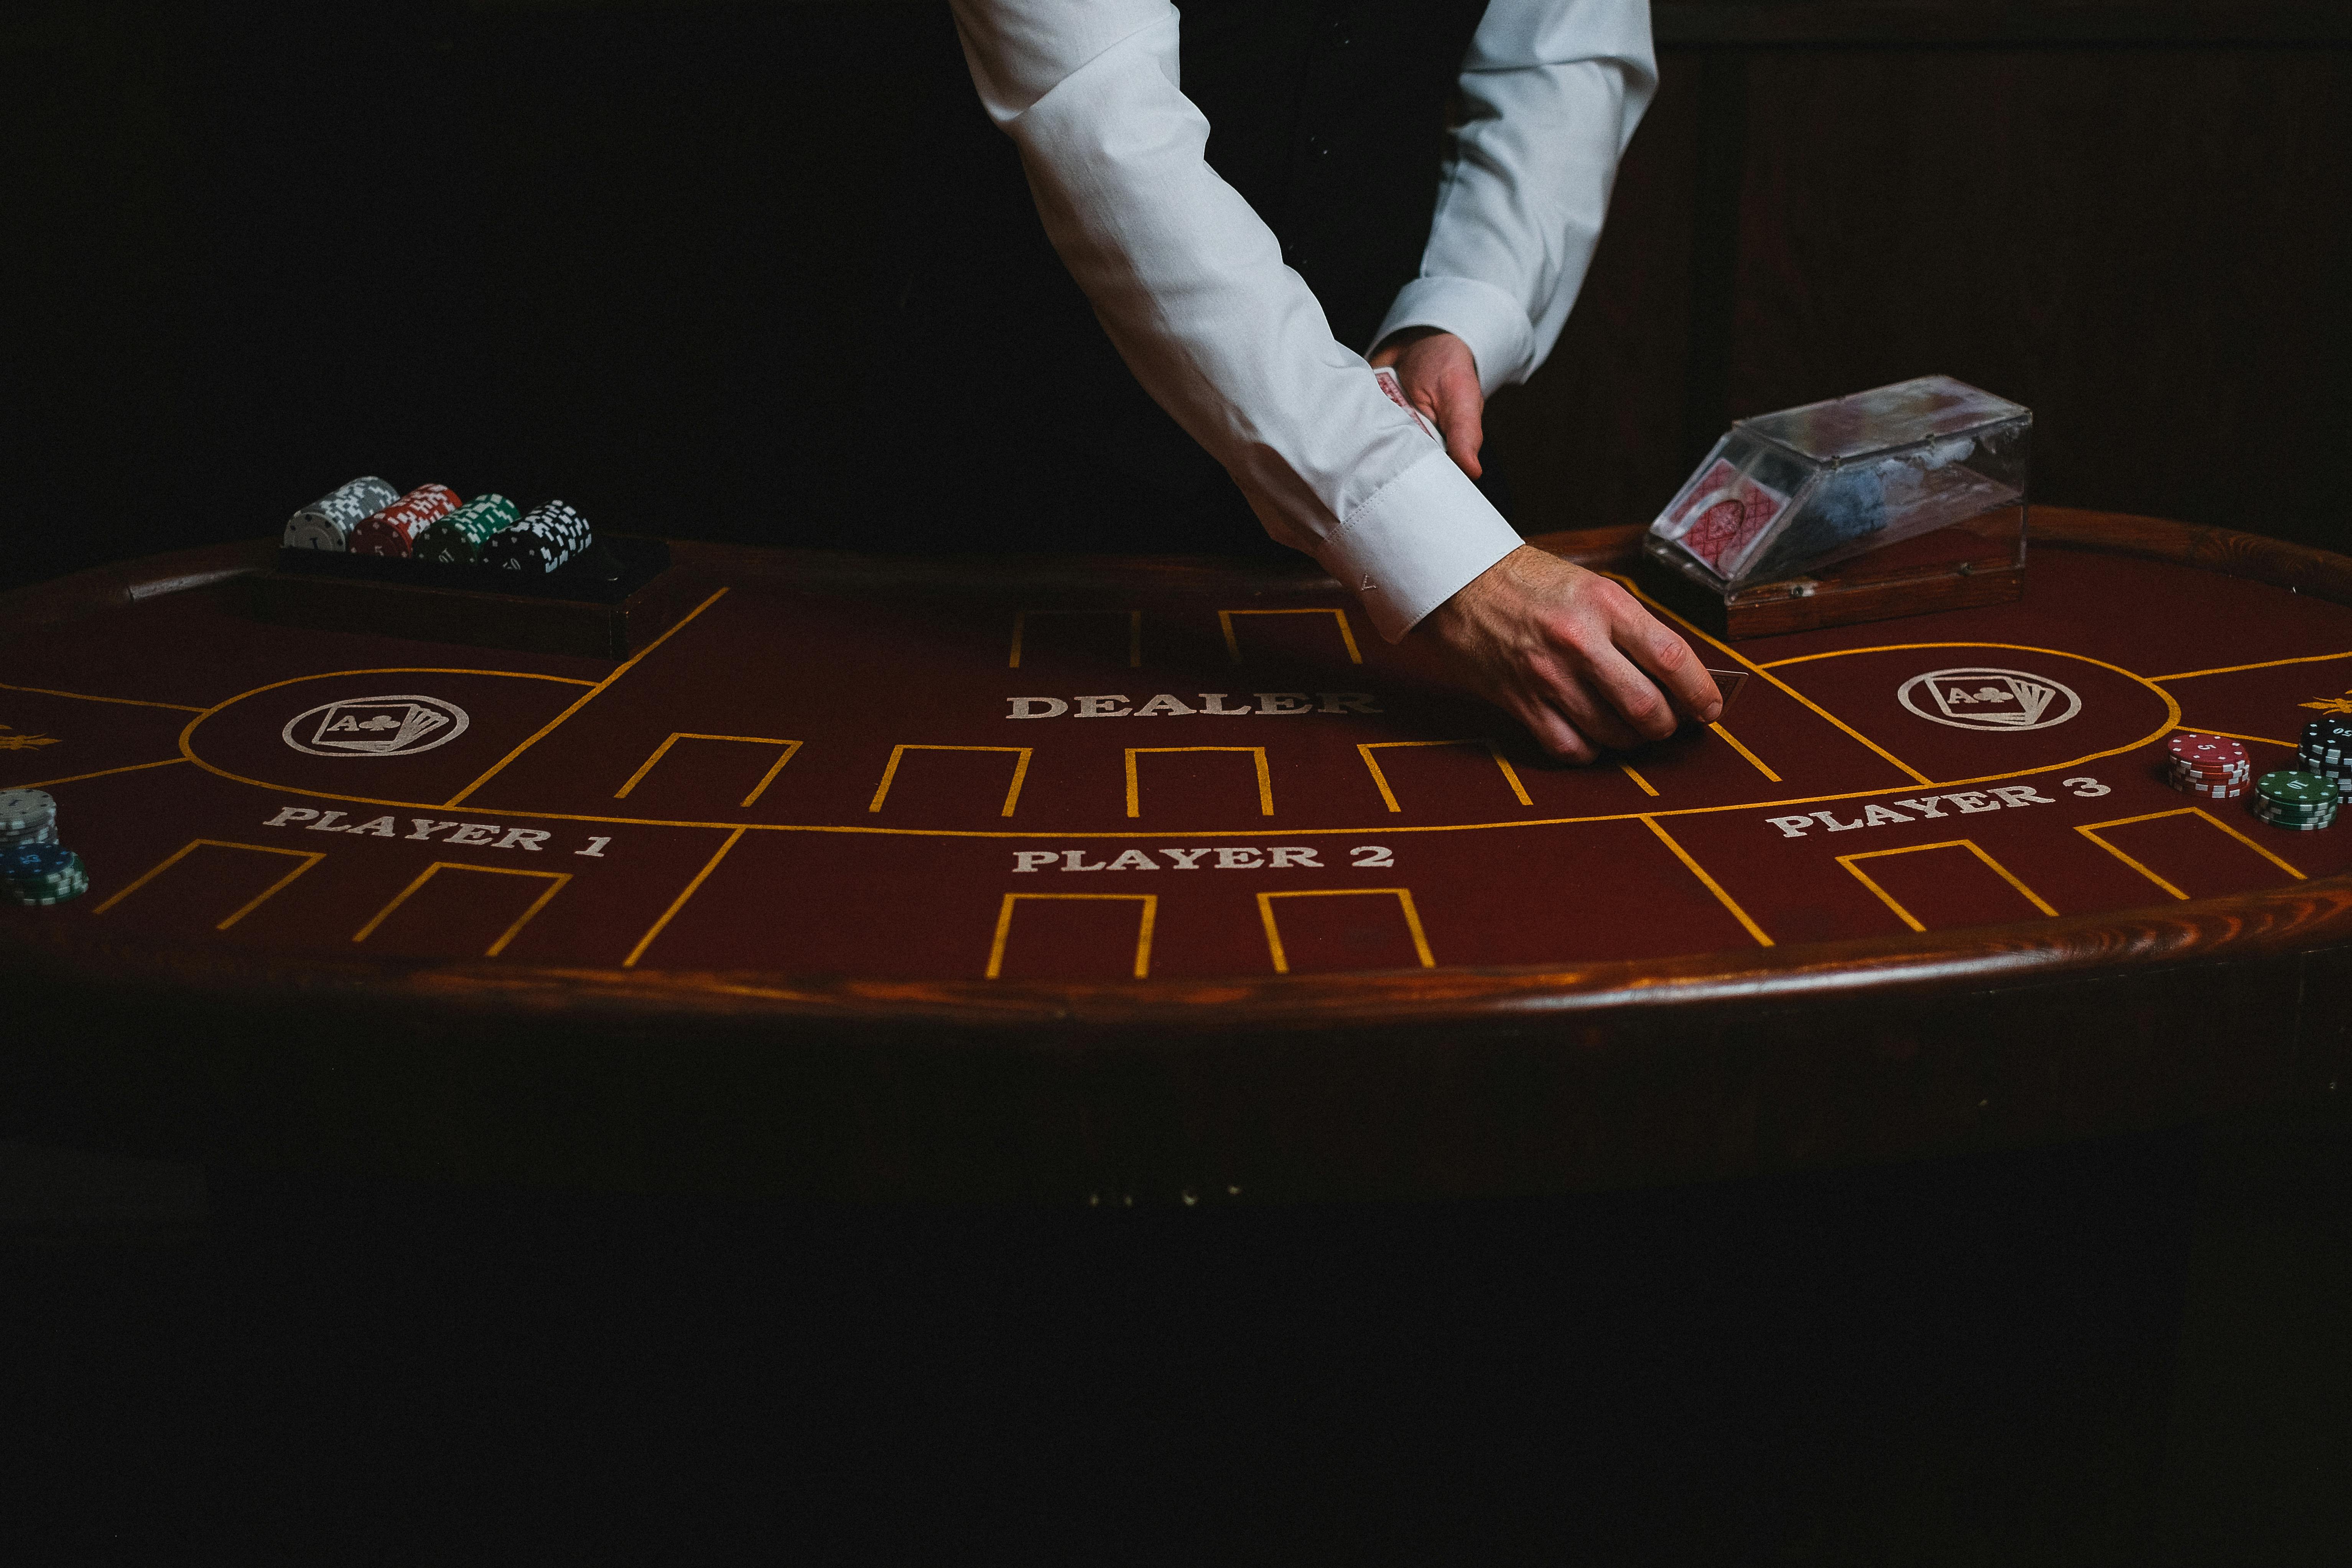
1;841;86;904
0;839;72;878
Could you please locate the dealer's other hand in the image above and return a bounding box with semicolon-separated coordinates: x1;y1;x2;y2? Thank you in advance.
1419;545;1723;763
1369;327;1485;480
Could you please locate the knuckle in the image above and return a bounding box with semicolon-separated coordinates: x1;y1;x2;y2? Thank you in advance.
1536;617;1585;655
1624;691;1668;727
1557;615;1606;652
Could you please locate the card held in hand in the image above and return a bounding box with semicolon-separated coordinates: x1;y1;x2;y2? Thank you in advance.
1371;365;1442;444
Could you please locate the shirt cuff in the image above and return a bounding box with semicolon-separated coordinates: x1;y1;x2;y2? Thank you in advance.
1372;276;1539;398
1315;448;1524;643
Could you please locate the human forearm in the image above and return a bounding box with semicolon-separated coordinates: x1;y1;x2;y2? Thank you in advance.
950;0;1522;640
1372;0;1656;393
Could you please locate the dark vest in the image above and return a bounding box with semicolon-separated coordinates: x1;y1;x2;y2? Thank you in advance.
858;0;1489;554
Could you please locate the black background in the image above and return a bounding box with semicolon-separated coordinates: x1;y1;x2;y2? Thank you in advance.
8;1;2349;594
5;2;932;590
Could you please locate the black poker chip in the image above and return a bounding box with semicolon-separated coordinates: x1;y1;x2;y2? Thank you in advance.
480;500;593;575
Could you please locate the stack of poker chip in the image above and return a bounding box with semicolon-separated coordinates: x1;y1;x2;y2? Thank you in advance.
2297;714;2352;789
2252;770;2340;832
2164;733;2252;799
349;484;462;558
414;493;519;564
1;789;86;907
480;500;593;574
283;476;402;551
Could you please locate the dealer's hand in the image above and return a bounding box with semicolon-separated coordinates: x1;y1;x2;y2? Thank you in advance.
1369;327;1485;480
1418;545;1723;763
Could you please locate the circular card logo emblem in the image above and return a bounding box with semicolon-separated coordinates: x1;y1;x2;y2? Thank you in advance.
1899;667;2081;732
282;694;470;757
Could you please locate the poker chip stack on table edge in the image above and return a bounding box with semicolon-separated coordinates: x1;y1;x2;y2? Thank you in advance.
2299;715;2352;788
347;483;462;558
413;493;519;564
2165;733;2253;799
480;500;594;574
0;789;84;906
282;476;401;551
2;841;88;906
2252;770;2340;832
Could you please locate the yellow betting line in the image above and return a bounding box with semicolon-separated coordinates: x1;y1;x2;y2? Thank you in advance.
174;714;2181;842
1708;722;1781;782
623;827;747;968
2074;807;2307;898
443;588;730;807
352;862;571;956
0;680;208;712
2151;650;2352;682
1837;839;2057;933
91;836;323;921
1747;640;2200;788
4;756;190;791
175;651;2186;840
1606;574;1933;786
1640;816;1772;947
1255;888;1428;973
992;892;1160;979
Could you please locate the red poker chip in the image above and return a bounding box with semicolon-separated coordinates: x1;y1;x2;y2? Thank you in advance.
2166;766;2249;798
347;517;413;558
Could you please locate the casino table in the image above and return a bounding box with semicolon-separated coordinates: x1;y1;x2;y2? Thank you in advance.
4;507;2349;1203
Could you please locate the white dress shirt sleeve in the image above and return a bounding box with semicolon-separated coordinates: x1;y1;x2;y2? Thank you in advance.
1372;0;1657;397
949;0;1525;642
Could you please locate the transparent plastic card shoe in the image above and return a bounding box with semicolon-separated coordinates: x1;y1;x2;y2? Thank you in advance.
1639;376;2031;637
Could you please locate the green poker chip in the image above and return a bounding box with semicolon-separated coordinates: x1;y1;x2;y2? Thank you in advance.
6;885;88;906
2256;771;2338;806
415;493;519;564
2252;794;2338;831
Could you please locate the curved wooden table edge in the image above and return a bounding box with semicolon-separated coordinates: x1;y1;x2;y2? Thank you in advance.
10;880;2352;1039
10;507;2352;1037
11;505;2348;618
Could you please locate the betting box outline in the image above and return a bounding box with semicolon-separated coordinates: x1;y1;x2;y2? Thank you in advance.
13;584;2342;859
48;634;2192;978
17;625;2340;976
145;642;2184;841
